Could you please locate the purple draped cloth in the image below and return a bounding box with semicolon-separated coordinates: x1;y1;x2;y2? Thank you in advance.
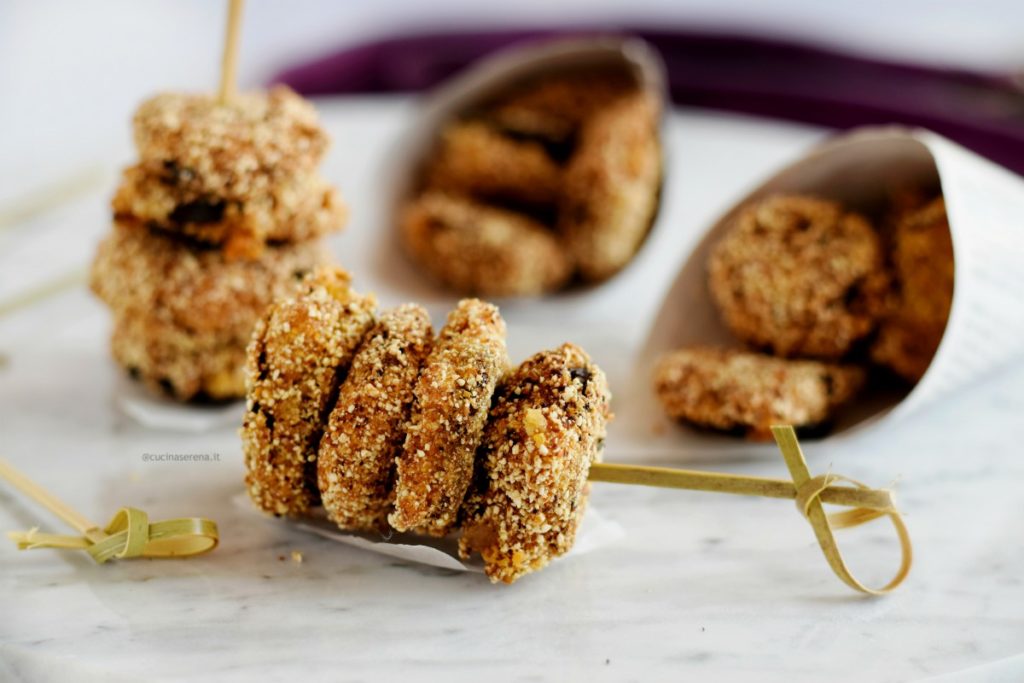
273;28;1024;175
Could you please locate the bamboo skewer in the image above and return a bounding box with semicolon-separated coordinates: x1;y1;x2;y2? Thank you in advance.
0;267;88;319
0;167;111;319
1;425;908;593
0;166;108;233
589;462;894;511
589;426;911;595
0;457;218;562
217;0;245;104
0;457;104;542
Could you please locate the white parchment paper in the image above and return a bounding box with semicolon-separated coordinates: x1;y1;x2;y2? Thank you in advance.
115;374;244;433
233;492;624;573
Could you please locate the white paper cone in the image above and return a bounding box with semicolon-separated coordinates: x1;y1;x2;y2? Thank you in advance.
896;131;1024;417
633;126;1024;449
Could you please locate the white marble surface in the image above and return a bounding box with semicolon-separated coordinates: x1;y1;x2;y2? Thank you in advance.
1;99;1023;682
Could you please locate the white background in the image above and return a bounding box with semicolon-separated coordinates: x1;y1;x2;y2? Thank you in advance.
2;0;1023;198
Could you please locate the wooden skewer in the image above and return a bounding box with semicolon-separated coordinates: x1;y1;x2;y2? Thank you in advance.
0;166;108;233
0;457;104;543
589;427;911;595
1;457;219;561
588;462;894;511
217;0;245;104
0;268;87;319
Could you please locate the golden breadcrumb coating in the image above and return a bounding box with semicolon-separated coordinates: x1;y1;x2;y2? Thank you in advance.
428;121;565;208
317;305;434;532
401;192;571;297
110;308;249;401
132;86;327;194
424;121;561;208
122;86;341;258
400;72;663;297
871;197;954;381
390;299;509;536
91;221;328;339
112;162;346;260
558;90;662;282
234;284;617;580
459;343;611;584
243;268;377;517
486;73;635;143
653;347;864;441
89;222;328;400
708;194;891;360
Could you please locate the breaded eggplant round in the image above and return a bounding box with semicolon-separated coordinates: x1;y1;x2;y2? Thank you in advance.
89;221;328;400
459;343;611;584
390;299;509;536
112;163;346;260
653;346;864;441
558;90;661;282
242;267;376;517
708;194;890;359
317;304;434;532
871;197;954;382
401;192;571;297
424;121;561;208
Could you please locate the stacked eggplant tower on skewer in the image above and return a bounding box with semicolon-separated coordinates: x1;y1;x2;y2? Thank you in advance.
243;267;611;584
90;87;347;401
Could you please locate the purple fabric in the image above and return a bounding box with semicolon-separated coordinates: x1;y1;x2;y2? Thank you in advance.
273;28;1024;175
